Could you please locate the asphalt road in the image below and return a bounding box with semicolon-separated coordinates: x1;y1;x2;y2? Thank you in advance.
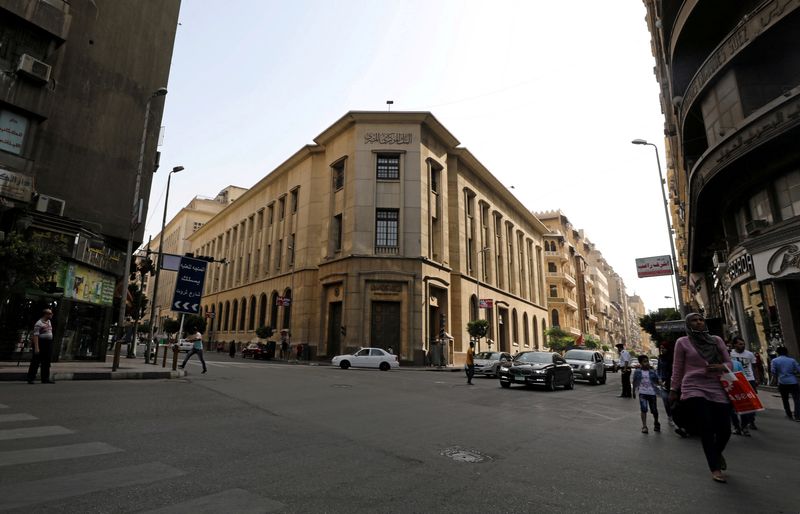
1;353;798;513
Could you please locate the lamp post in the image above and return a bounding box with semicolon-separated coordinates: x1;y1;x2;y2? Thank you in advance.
632;139;684;314
144;165;183;364
475;247;491;351
113;87;167;372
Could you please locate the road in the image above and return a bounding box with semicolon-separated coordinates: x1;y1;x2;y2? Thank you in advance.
1;353;798;513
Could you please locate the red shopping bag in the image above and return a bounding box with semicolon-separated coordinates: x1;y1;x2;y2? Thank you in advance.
720;368;764;414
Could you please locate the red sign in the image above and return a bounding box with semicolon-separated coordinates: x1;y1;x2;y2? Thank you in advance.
479;299;493;309
276;296;292;306
635;255;673;278
204;312;216;319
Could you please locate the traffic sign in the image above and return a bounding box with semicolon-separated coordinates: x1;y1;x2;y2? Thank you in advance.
171;256;208;314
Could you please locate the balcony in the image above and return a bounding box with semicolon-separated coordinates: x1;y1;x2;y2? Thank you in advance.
548;296;578;310
375;245;399;255
546;271;576;288
565;326;582;337
544;250;568;262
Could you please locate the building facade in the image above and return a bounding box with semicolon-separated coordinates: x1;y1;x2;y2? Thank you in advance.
0;1;180;359
643;1;800;358
185;112;550;364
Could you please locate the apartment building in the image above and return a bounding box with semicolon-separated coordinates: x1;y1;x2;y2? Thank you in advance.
185;111;550;364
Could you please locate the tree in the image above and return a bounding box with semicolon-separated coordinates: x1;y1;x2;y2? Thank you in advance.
162;318;180;337
466;319;489;341
183;314;207;334
601;345;610;353
255;326;272;339
640;308;681;343
545;327;573;353
0;232;61;319
584;335;601;349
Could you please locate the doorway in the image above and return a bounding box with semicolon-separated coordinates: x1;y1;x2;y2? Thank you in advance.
371;301;401;353
327;301;342;356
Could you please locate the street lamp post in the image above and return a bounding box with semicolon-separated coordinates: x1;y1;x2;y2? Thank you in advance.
144;165;184;364
632;139;684;314
113;87;167;372
475;247;490;351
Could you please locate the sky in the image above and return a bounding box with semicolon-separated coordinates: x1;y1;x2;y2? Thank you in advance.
145;0;678;313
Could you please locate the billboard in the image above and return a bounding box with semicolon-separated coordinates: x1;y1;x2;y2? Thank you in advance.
635;255;673;278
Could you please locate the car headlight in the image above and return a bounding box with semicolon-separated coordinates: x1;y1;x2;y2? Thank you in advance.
583;364;592;369
533;369;545;374
500;366;509;372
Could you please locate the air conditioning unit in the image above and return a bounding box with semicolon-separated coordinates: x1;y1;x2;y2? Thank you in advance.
745;219;768;235
16;54;52;84
35;195;66;216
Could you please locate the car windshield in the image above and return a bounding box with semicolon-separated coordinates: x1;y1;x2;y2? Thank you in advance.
514;352;552;364
564;350;594;361
475;352;501;360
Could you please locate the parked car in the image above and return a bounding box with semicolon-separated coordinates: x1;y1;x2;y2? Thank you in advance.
498;351;574;391
242;343;269;359
177;339;194;352
603;357;618;373
332;347;399;371
564;349;607;385
473;351;513;378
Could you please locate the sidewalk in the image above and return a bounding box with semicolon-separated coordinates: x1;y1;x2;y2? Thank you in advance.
0;356;185;382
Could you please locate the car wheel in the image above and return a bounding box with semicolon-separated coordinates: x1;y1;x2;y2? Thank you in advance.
599;371;607;385
565;375;575;390
547;374;557;392
340;360;350;370
379;362;390;371
589;373;598;385
500;381;511;388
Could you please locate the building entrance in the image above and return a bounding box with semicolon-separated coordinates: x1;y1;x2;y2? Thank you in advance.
327;301;342;356
371;301;400;353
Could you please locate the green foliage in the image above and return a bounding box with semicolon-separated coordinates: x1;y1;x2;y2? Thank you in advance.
601;345;610;353
545;327;573;353
466;319;489;339
136;321;151;333
255;326;272;339
0;232;61;295
183;314;207;334
584;335;600;349
640;308;682;342
162;318;180;336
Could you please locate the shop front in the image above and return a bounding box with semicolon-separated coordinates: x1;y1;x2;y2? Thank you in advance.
752;238;800;358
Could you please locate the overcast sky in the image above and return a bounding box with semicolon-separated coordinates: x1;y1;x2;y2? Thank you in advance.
145;0;678;313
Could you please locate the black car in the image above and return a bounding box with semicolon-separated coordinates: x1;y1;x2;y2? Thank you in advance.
498;351;574;391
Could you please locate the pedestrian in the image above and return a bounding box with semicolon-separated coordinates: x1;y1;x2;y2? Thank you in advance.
26;308;55;384
179;327;207;373
658;341;675;426
730;336;759;431
465;341;475;385
633;354;662;434
770;346;800;421
280;329;290;360
617;343;632;398
669;313;732;483
726;353;746;436
754;352;766;386
229;340;236;358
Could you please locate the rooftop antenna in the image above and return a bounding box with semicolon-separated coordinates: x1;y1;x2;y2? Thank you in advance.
386;100;394;111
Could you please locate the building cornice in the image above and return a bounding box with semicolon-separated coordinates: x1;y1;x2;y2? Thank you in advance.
313;111;460;148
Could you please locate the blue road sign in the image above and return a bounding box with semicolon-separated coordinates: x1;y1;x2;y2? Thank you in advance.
171;256;208;314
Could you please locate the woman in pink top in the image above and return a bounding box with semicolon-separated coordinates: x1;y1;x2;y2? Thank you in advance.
669;313;732;483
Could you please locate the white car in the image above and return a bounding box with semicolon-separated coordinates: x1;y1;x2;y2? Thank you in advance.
473;351;513;378
332;347;399;371
177;339;194;352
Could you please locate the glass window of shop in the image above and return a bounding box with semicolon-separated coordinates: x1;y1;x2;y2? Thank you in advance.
735;279;779;369
775;170;800;220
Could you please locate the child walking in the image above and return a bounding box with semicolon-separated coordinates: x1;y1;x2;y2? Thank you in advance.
633;354;662;434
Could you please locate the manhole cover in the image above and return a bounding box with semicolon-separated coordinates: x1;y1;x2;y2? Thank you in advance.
331;384;352;388
441;447;492;463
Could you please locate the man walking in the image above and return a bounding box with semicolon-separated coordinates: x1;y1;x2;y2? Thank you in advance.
465;341;475;385
770;346;800;421
730;336;759;430
617;343;632;398
27;308;55;384
179;327;207;374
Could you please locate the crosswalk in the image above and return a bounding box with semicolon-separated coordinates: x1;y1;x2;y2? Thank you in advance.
0;402;286;512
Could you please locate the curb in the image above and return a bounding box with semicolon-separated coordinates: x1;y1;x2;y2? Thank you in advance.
0;369;185;382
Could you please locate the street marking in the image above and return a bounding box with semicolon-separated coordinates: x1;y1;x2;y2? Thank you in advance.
0;413;37;423
0;462;185;510
0;442;122;467
0;425;73;441
142;488;285;513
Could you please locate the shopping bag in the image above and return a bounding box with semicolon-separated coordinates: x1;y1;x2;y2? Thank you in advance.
719;368;764;414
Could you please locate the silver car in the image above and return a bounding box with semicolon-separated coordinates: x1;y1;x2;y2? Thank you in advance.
563;349;607;385
473;351;513;378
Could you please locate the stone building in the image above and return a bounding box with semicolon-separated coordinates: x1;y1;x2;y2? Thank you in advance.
0;1;180;359
185;111;550;364
642;1;800;357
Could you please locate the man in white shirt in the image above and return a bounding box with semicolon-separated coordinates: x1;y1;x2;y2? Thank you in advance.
617;343;632;398
179;328;207;374
27;308;55;384
730;336;759;430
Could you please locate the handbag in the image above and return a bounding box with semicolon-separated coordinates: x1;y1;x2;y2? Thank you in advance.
719;366;765;414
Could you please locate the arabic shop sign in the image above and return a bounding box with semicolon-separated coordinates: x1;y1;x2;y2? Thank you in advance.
753;240;800;281
0;110;28;155
726;252;753;281
0;166;33;202
171;256;207;314
635;255;673;278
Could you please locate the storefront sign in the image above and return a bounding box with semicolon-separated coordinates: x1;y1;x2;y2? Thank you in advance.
0;167;33;202
754;242;800;281
635;255;673;278
73;234;125;275
0;110;28;155
727;252;753;281
57;262;115;306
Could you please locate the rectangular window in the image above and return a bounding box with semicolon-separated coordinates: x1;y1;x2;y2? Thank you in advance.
265;245;271;276
333;214;343;252
288;233;295;267
276;239;282;270
376;154;400;180
279;197;286;220
550;285;558;298
257;210;264;231
290;189;298;214
0;109;29;155
775;170;800;220
748;189;773;224
268;204;274;225
332;160;345;190
375;209;399;248
431;168;440;193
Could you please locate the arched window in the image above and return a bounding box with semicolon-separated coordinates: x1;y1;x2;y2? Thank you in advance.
512;309;519;344
470;295;478;321
230;300;237;331
258;293;267;328
542;320;547;348
282;288;292;329
239;297;247;330
523;313;529;346
533;317;539;349
269;291;279;330
248;296;256;330
551;309;560;328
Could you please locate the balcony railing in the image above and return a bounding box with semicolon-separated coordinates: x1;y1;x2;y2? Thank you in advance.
548;296;578;310
375;245;399;255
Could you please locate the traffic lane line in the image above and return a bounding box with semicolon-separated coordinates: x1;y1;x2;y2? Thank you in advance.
0;441;122;467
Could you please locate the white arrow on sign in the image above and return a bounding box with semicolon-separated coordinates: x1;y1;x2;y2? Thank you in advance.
173;301;200;312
